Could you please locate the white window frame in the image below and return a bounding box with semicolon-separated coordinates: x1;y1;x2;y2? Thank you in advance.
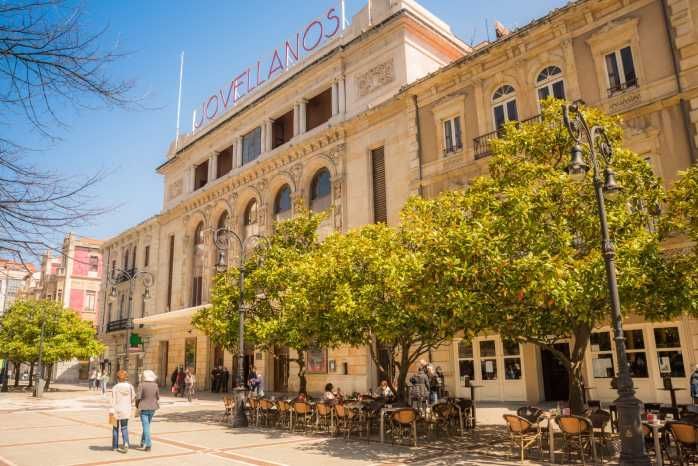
604;45;637;95
536;66;565;107
590;330;615;379
85;291;96;312
502;340;523;381
457;339;475;385
479;339;498;381
491;85;518;131
442;115;463;156
653;325;685;378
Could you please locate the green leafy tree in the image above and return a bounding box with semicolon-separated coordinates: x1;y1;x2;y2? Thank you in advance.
0;299;104;391
403;99;688;413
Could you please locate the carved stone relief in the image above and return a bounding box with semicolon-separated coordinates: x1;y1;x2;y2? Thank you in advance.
356;59;395;97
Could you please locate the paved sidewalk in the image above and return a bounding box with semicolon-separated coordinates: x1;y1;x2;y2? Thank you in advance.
0;385;551;466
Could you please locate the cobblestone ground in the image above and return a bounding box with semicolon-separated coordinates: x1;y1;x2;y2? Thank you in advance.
0;384;570;466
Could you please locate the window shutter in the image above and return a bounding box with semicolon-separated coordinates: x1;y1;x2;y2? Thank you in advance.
371;147;387;223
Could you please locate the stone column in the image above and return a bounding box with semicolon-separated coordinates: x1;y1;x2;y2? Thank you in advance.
260;123;267;154
331;81;339;116
293;103;300;136
235;136;242;167
338;76;346;114
188;165;196;193
265;119;273;152
208;154;217;182
299;99;307;134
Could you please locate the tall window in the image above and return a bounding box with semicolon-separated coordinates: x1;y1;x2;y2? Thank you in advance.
492;85;518;131
442;116;462;155
85;291;96;311
590;331;615;378
144;245;150;267
371;147;387;223
191;222;204;307
605;46;637;95
242;127;262;165
274;185;292;222
479;340;497;380
217;147;234;178
244;199;258;239
654;327;685;377
536;66;565;101
194;160;209;190
310;168;331;212
503;340;522;380
458;341;475;383
89;256;99;272
624;329;648;378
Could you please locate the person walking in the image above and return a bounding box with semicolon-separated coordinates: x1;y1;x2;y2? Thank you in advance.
176;367;185;397
222;367;230;393
184;368;196;402
170;367;178;393
691;364;698;404
427;365;439;405
110;370;135;452
88;368;97;391
136;370;159;452
101;370;109;395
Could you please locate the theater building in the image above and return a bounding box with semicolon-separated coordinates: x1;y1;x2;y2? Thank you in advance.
99;0;698;404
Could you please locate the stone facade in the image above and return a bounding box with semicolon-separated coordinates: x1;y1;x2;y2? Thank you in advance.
99;0;698;403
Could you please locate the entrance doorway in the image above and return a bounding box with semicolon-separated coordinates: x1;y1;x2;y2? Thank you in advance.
542;343;570;401
158;341;168;387
273;346;289;392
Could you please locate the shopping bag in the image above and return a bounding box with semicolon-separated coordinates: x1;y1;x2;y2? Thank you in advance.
108;413;117;427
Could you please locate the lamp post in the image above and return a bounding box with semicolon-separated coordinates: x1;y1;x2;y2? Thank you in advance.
108;267;154;384
213;227;266;428
562;102;650;465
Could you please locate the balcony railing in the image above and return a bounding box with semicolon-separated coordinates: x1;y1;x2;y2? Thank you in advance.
472;114;543;160
107;318;133;332
607;77;638;97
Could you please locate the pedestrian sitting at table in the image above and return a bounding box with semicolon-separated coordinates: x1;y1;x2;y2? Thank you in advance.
335;387;345;403
378;380;394;402
323;383;336;403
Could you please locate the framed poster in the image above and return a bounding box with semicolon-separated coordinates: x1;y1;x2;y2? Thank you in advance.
306;348;327;373
329;360;337;373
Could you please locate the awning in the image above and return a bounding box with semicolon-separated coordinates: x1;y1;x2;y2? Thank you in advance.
133;304;211;329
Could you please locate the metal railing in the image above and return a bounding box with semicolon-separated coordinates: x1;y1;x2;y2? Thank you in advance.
472;114;543;160
107;318;133;332
607;77;638;97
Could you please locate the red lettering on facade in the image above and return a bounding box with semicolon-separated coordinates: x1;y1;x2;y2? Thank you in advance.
285;33;299;67
232;71;248;104
193;105;204;129
268;49;284;80
220;79;236;109
256;60;266;87
205;95;219;120
302;20;323;51
325;7;340;38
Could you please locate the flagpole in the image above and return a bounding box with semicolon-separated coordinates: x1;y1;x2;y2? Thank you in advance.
175;52;184;149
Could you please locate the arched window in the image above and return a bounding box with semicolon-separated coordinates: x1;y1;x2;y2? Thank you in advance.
191;222;204;307
274;185;292;221
310;168;331;212
492;85;518;131
536;66;565;101
217;211;229;230
244;199;259;239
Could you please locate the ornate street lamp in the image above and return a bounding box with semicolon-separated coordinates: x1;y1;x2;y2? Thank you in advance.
213;226;266;428
108;267;154;384
562;102;649;465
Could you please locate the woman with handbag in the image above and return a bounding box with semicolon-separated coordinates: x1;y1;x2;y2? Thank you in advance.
136;370;159;452
110;370;135;452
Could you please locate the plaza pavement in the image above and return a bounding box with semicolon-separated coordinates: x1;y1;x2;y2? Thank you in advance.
0;384;551;466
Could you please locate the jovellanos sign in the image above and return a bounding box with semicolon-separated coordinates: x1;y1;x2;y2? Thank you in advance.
192;4;343;132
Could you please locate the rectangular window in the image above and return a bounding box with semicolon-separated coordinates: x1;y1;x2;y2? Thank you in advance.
216;147;234;178
654;327;685;377
89;256;99;272
606;46;638;95
131;246;137;271
192;276;203;307
590;331;615;378
111;260;116;278
552;80;566;99
242;127;262;165
306;88;332;131
371;147;387;224
480;340;497;380
442;116;462;155
624;329;648;378
458;340;475;384
272;109;294;149
194;160;208;190
85;291;96;311
144;245;150;267
503;340;522;380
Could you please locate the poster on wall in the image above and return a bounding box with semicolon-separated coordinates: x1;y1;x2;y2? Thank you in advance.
306;348;327;373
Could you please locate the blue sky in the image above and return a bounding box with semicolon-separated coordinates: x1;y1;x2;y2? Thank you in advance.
19;0;568;242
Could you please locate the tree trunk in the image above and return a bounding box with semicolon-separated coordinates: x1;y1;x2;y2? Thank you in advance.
294;351;307;395
1;357;8;392
568;324;592;415
44;364;53;392
394;343;411;402
27;361;34;388
13;361;20;387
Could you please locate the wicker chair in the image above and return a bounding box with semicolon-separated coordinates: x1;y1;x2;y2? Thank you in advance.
336;404;365;440
247;397;259;425
669;421;698;465
587;409;612;463
503;414;542;462
276;400;291;429
428;402;457;436
257;398;276;427
390;408;417;446
516;406;544;425
291;400;314;433
316;402;334;434
222;395;234;422
556;415;595;465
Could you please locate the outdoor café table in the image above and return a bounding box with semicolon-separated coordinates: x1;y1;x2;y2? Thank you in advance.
643;421;664;466
379;407;417;446
467;384;483;427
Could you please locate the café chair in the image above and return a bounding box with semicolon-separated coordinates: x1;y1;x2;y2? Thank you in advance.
257;398;276;427
276;400;291;429
291;400;314;433
516;406;544;425
390;408;418;446
502;414;543;462
556;415;595;465
221;395;234;422
587;409;612;463
316;401;334;434
668;421;698;465
247;397;259;426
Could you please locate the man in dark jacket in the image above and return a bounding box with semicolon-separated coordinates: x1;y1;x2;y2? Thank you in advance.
222;367;230;393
